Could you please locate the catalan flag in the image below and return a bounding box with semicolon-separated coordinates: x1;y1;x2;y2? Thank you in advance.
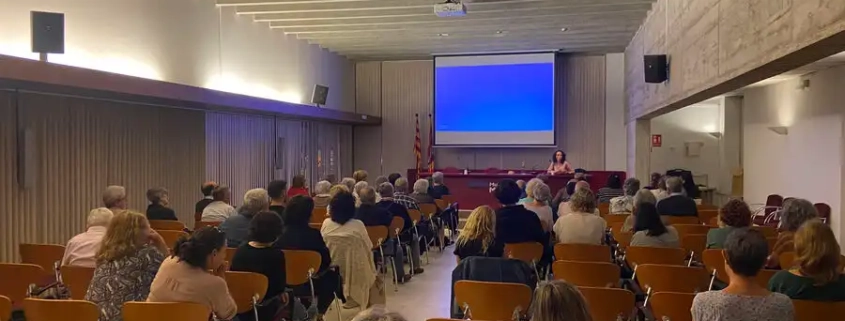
427;113;435;174
414;113;422;179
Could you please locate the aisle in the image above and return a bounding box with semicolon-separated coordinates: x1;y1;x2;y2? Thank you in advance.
385;246;457;320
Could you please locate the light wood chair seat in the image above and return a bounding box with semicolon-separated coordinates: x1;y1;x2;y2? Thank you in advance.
23;298;99;321
578;286;635;321
505;242;543;264
224;271;269;314
603;214;629;225
625;246;687;267
554;243;612;263
673;224;713;239
0;295;10;321
635;264;710;293
454;280;532;321
552;261;620;288
793;300;845;321
60;265;95;300
311;207;328;224
123;302;210;321
681;234;707;262
649;292;694;321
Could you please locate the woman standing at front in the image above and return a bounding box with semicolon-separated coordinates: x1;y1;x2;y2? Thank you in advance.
547;150;574;175
85;211;168;321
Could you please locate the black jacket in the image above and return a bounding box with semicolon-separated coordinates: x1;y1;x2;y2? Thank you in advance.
356;204;393;227
146;203;177;221
275;224;331;272
495;205;546;244
657;194;698;217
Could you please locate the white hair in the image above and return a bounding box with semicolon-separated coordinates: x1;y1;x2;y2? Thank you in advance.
525;178;543;198
353;181;369;196
87;207;114;227
413;179;429;194
352;306;407;321
341;177;356;192
315;180;332;195
102;185;126;208
432;172;445;184
666;176;683;193
242;188;269;214
532;183;552;203
394;177;409;192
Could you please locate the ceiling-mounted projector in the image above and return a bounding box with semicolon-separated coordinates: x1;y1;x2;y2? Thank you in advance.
435;0;466;17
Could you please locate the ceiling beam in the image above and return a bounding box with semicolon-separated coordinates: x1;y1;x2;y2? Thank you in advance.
292;24;639;39
308;32;636;48
236;0;649;14
332;38;632;52
217;0;376;7
342;45;626;59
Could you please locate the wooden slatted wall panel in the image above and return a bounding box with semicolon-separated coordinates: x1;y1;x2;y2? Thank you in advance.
559;55;608;170
379;61;434;176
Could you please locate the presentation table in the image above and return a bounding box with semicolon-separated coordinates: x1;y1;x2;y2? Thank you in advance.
408;169;626;209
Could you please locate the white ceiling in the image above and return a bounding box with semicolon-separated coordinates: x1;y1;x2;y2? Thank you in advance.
216;0;656;60
741;51;845;89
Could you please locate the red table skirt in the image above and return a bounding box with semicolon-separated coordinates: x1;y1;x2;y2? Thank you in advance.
408;169;626;209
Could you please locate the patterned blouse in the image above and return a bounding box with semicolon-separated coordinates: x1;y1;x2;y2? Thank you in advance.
691;291;794;321
85;245;165;321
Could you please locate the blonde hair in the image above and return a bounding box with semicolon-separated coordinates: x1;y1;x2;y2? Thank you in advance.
456;206;496;254
330;184;349;197
793;219;842;285
353;170;369;183
569;188;597;214
96;210;149;264
531;280;593;321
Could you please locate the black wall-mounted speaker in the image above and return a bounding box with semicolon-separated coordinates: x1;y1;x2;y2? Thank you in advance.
311;85;329;106
644;54;668;83
31;11;65;54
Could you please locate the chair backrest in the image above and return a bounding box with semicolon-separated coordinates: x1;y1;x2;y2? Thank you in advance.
649;292;695;321
419;203;438;217
224;271;269;314
435;199;448;211
754;269;779;288
407;209;423;224
603;214;629;225
225;248;238;262
701;249;727;283
282;250;322;286
504;242;543;264
0;263;45;304
311;208;328;224
552;261;620;288
611;229;632;249
194;221;220;229
389;216;405;236
442;195;457;206
672;224;713;239
793;300;845;321
752;226;778;238
577;286;635;321
662;216;700;225
553;244;612;263
697;209;719;226
19;243;65;273
60;265;95;300
454;280;532;321
681;234;707;262
366;226;389;249
123;302;211;321
766;237;778;254
0;296;10;321
149;220;186;231
23;298;99;321
626;246;687;267
597;203;610;216
779;252;796;270
157;230;189;249
636;264;710;293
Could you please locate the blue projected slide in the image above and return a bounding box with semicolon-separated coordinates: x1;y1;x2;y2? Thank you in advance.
434;54;556;146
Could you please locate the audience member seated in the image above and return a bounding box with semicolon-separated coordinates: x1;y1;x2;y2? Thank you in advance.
531;280;592;321
195;181;217;215
352;306;407;321
596;173;624;204
221;188;269;248
62;207;113;268
630;203;680;248
230;211;289;321
518;178;543;204
287;175;310;198
494;179;546;245
353;170;369;183
707;199;752;249
341;177;357;193
558;181;599;217
766;198;818;268
547;150;575;176
145;187;177;221
103;185;128;214
324;174;338;185
313;180;333;208
645;172;661;190
650;175;670;201
516;179;527;199
524;183;554;233
428;172;450;199
410;179;436;206
321;191;378;315
267;180;288;216
147;227;236;321
375;182;422;275
623;189;657;232
387;173;401;186
86;211;168;321
554;188;605;245
609;178;639;214
453;206;504;262
692;229;793;321
768;220;845;301
357;186;411;283
202;185;237;222
275;196;335;317
393;178;421;213
656;177;698;217
373;176;388;202
353;181;369;206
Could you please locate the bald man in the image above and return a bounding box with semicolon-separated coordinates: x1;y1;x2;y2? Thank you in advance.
195;181;218;219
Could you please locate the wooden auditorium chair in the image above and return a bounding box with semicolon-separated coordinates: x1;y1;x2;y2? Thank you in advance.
681;234;707;264
552;261;620;288
366;226;398;292
149;220;186;231
224;271;268;317
578;287;636;321
635;264;710;294
0;296;10;321
553;244;612;263
792;300;845;321
0;263;45;305
625;246;688;267
454;281;532;321
59;265;95;300
124;302;210;321
23;298;99;321
19;243;65;274
504;242;544;277
647;292;695;321
157;230;189;250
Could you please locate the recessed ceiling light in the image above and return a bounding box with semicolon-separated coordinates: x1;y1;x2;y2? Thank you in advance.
560;27;568;32
495;30;505;34
438;33;450;37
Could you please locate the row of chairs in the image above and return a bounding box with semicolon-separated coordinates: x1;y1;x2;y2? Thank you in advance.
0;297;211;321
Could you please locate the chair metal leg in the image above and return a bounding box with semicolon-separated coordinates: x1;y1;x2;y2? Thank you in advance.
390;259;399;292
378;244;387;283
405;243;415;273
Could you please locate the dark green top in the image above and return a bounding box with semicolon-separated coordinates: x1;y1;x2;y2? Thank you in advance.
768;270;845;302
706;226;744;249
